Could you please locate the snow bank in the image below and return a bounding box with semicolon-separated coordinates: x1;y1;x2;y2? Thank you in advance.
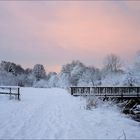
0;88;140;139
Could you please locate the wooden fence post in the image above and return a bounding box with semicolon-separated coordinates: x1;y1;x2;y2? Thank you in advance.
17;87;20;101
9;88;12;100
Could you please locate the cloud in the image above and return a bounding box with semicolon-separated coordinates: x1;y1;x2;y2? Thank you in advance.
0;1;140;72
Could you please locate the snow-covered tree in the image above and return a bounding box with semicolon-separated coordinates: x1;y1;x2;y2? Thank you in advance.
78;67;101;86
32;64;46;81
15;65;25;75
0;70;17;86
123;70;137;86
0;61;25;76
25;68;32;74
134;50;140;71
48;74;58;87
47;72;57;80
123;51;140;86
70;64;85;86
26;74;35;87
0;61;15;75
59;60;86;86
103;54;122;73
57;73;70;88
57;61;86;87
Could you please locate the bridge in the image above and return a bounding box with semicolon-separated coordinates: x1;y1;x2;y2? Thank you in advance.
70;86;140;98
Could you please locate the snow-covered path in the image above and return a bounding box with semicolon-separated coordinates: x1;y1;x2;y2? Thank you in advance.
0;88;140;139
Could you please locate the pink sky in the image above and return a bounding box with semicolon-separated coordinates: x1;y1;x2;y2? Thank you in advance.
0;1;140;72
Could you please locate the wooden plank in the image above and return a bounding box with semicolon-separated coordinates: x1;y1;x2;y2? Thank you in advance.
0;92;19;95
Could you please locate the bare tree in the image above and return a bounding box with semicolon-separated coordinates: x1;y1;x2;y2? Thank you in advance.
104;54;122;72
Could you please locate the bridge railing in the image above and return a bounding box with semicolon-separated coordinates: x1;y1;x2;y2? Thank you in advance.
70;86;140;97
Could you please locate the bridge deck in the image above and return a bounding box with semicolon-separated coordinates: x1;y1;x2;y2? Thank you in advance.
70;86;140;98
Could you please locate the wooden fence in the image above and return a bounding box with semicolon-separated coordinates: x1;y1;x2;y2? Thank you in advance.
0;86;20;100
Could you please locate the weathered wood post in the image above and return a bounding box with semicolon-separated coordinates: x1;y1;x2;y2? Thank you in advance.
121;88;123;98
9;88;12;100
137;87;139;97
104;87;107;99
17;87;20;101
70;87;72;95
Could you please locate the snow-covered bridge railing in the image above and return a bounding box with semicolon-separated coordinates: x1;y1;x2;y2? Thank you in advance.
0;86;20;100
70;86;140;98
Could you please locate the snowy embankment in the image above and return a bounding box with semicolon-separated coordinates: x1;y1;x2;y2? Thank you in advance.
0;88;140;139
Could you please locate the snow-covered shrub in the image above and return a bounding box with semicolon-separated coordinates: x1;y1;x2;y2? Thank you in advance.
122;52;140;86
48;74;58;88
86;96;98;110
78;67;101;86
123;71;137;86
0;70;17;86
101;72;125;86
57;73;70;88
16;74;35;87
33;79;49;88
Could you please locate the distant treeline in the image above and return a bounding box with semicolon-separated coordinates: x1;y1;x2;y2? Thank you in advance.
0;52;140;88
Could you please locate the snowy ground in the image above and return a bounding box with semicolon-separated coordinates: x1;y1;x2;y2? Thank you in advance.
0;88;140;139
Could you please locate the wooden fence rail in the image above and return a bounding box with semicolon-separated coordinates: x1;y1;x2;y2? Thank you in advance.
0;86;20;100
70;86;140;98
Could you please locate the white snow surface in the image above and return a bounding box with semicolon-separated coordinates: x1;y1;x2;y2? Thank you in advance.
0;88;140;139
